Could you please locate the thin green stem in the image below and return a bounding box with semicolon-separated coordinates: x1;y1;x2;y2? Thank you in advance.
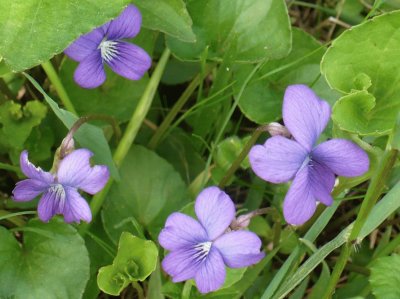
113;48;170;167
148;67;209;149
60;114;121;158
41;61;77;114
0;162;22;174
321;244;351;299
218;127;264;188
202;61;264;189
321;148;398;299
131;281;144;299
350;149;398;241
182;281;192;299
80;49;170;235
0;210;36;221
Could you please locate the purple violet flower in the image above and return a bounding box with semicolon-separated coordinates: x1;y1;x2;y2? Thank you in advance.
64;4;151;89
249;85;369;226
12;149;109;223
158;186;265;294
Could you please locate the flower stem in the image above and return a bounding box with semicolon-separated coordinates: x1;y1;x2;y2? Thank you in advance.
80;48;170;235
349;149;398;241
182;281;192;299
60;114;121;158
0;162;22;175
321;148;398;299
148;65;213;150
131;281;145;299
218;125;266;188
41;60;77;115
113;48;170;167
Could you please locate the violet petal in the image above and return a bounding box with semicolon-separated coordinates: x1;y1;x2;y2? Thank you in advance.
64;28;104;62
194;187;235;240
20;150;53;184
283;166;316;226
309;161;335;206
37;191;57;222
57;149;109;194
104;4;142;40
283;85;331;151
12;179;49;202
162;247;201;282
74;50;106;89
249;135;308;184
214;231;265;268
312;139;370;177
106;41;151;81
62;186;92;223
158;212;209;251
194;247;226;294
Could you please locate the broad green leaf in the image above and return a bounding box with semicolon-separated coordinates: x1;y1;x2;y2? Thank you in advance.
133;0;195;42
235;28;339;124
0;57;12;77
0;218;90;299
24;73;119;180
331;91;382;135
82;217;115;299
102;145;188;242
166;0;291;62
161;57;200;85
369;255;400;299
157;128;205;185
22;123;55;162
0;0;130;72
97;232;158;296
321;11;400;135
0;100;47;153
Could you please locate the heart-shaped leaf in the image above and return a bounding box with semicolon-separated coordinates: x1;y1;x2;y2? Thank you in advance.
0;219;90;299
166;0;291;62
0;0;131;72
97;232;158;295
321;11;400;135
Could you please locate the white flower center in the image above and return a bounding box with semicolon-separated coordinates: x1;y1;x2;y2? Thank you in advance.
99;40;119;63
49;184;66;209
193;241;212;261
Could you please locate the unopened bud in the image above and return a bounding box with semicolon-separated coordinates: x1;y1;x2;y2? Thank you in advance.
265;122;291;138
230;208;271;230
230;214;252;230
60;136;75;158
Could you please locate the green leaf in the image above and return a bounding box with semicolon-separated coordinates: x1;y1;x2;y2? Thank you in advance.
331;90;383;135
133;0;195;42
271;181;400;299
0;218;90;299
0;100;47;153
166;0;291;62
97;232;158;296
157;128;205;185
24;73;119;180
0;0;130;72
102;145;188;242
321;11;400;135
369;255;400;299
0;57;12;77
235;28;338;124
